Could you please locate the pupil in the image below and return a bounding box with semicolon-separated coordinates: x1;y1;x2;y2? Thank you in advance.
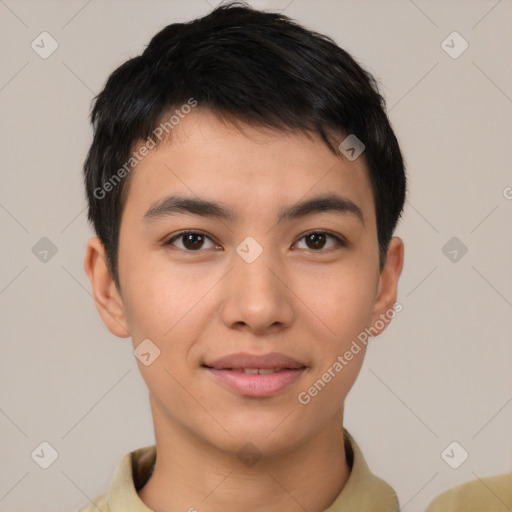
307;233;325;249
184;233;203;250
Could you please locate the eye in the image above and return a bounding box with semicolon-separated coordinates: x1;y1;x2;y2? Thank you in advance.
293;231;346;251
164;230;346;252
164;230;220;251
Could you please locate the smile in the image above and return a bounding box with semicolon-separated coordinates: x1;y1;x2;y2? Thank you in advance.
202;352;308;397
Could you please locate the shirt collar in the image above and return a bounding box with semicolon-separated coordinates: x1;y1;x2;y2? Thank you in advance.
325;429;399;511
107;428;398;512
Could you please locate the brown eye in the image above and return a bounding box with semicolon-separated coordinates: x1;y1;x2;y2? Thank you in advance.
305;232;327;249
294;231;345;251
165;231;217;251
182;233;205;250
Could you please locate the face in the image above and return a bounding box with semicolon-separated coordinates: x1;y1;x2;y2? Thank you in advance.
86;108;403;457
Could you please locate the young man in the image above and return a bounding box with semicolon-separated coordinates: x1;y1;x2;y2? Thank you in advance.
81;3;405;511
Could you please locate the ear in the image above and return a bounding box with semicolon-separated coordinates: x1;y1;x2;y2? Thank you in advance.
369;237;404;335
84;237;130;338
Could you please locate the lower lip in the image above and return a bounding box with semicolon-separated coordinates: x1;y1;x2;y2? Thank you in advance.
205;368;306;397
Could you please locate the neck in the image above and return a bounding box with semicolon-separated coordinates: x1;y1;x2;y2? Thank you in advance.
138;401;350;512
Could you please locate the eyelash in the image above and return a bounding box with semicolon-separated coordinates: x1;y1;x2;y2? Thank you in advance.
163;230;347;252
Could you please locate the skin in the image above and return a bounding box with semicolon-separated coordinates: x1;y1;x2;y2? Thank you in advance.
84;108;404;512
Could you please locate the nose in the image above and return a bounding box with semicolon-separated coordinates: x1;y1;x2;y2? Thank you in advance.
219;245;295;336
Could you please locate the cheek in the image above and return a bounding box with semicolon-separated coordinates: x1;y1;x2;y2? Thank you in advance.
299;263;378;345
296;274;373;414
120;255;215;349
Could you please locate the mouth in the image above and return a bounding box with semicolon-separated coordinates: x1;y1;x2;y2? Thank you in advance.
204;367;298;374
202;352;307;397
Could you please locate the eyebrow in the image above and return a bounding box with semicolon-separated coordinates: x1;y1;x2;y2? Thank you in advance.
143;193;364;226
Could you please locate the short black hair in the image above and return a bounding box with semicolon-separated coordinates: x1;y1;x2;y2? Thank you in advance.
84;1;406;288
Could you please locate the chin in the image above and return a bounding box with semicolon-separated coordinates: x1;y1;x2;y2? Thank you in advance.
206;414;310;457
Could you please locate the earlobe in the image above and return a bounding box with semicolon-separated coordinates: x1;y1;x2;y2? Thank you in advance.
370;237;404;335
83;237;130;338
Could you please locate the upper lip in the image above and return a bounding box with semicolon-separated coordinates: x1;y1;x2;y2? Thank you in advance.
203;352;306;370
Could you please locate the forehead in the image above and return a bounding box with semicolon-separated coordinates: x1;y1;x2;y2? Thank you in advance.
123;109;375;225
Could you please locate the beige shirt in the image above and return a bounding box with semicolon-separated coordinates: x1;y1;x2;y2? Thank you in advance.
425;473;512;512
78;428;399;512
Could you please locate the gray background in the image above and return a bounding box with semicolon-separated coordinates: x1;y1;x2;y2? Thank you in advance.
1;0;511;511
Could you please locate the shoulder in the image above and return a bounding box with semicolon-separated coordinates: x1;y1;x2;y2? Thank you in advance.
425;473;512;512
75;445;156;512
76;491;109;511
